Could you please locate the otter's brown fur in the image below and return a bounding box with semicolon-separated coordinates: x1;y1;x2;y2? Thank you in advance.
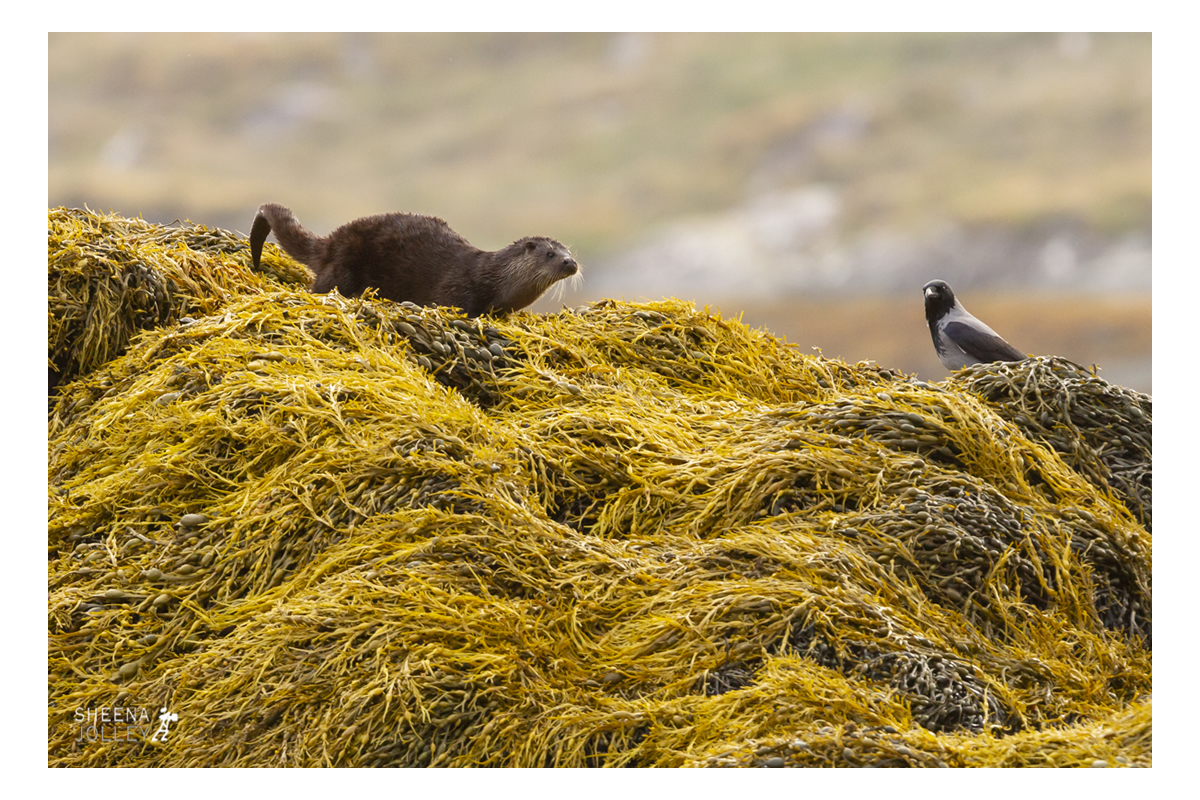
250;203;579;316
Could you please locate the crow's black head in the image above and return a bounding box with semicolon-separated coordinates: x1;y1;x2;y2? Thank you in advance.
923;279;956;323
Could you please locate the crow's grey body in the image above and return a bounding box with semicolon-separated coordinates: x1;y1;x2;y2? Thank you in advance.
923;280;1025;370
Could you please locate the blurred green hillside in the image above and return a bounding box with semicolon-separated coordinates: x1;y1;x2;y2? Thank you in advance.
49;33;1150;249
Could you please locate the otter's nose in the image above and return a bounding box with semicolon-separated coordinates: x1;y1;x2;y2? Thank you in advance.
561;257;578;275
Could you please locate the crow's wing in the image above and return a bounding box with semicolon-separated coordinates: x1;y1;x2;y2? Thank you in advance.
942;320;1025;364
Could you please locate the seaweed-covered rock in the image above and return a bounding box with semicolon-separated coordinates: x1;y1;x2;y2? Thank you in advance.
47;207;308;393
47;210;1151;767
950;357;1152;530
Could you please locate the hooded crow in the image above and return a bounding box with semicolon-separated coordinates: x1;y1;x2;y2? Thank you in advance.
922;280;1026;370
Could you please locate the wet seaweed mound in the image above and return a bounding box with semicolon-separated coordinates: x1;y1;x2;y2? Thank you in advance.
48;209;1151;767
47;207;308;393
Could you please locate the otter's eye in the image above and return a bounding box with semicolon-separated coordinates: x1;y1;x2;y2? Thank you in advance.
545;251;554;260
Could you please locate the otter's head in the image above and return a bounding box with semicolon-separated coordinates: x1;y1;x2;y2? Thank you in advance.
523;237;579;282
492;237;581;312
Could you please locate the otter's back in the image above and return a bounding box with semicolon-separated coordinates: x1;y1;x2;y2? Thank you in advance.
314;213;482;304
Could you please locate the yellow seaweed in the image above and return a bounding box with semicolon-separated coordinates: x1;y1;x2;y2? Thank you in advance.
48;209;1150;767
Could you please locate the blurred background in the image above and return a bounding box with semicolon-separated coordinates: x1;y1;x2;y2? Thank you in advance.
48;32;1151;392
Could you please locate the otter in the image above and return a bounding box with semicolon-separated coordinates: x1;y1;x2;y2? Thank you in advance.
249;203;580;316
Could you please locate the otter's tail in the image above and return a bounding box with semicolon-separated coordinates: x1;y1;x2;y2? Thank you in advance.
250;203;322;271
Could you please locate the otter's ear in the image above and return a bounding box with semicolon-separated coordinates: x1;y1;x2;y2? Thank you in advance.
525;240;537;252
